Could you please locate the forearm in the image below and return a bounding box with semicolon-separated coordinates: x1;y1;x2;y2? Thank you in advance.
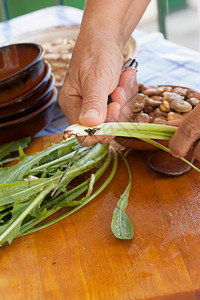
59;0;143;131
80;0;150;49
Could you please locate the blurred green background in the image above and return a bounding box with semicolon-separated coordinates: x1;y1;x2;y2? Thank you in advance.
0;0;187;21
8;0;85;18
168;0;187;12
0;0;85;21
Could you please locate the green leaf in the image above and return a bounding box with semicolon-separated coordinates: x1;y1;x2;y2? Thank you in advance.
0;208;12;224
0;156;20;165
0;184;53;246
0;200;30;246
18;146;27;160
0;139;78;184
30;147;90;177
20;148;117;236
0;137;31;163
0;177;50;207
111;152;134;240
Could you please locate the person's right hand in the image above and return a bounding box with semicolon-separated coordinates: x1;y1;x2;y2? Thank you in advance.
59;30;138;145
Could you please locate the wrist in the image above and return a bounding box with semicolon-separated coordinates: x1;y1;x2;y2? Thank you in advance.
80;18;124;52
80;0;134;50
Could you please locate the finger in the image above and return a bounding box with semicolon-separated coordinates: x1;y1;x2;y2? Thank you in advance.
169;104;200;157
79;73;111;127
106;101;121;122
110;67;137;122
59;77;82;125
117;67;137;101
111;67;137;104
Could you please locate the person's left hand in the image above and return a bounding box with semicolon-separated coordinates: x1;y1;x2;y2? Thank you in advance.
168;104;200;161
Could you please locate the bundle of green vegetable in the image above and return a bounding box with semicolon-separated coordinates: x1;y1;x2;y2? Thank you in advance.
0;136;121;246
0;122;199;247
64;122;200;172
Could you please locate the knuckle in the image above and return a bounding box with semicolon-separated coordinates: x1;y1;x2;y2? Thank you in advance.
170;147;185;158
83;90;104;103
169;139;185;157
59;81;80;102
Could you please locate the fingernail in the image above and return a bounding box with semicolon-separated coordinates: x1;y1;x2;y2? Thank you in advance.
80;109;99;120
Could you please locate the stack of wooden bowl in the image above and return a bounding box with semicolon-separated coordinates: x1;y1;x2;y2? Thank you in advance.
0;43;58;144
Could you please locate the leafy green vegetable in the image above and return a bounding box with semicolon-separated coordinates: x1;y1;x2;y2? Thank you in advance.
0;138;78;184
0;137;116;246
65;122;200;173
0;137;31;164
21;147;118;236
111;152;133;240
3;122;198;247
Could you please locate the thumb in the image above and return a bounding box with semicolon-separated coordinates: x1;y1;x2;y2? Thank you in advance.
79;76;110;127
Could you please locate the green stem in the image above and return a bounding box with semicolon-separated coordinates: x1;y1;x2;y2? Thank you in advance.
30;147;89;174
65;122;177;140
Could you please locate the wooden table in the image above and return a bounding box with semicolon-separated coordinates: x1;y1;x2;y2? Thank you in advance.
1;133;199;300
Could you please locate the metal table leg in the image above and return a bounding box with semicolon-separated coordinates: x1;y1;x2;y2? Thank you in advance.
54;0;64;5
157;0;167;38
0;0;10;21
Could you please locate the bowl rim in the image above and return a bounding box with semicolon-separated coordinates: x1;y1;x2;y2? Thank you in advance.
0;43;44;86
0;75;55;121
0;87;58;128
0;61;51;108
10;25;80;43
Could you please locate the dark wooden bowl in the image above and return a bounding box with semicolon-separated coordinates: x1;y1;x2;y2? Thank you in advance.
0;64;54;122
0;87;58;145
0;43;45;103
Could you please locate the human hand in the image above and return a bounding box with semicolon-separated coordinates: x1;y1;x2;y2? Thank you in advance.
59;32;138;145
168;104;200;161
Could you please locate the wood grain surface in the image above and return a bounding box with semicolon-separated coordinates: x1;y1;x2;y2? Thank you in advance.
0;133;200;300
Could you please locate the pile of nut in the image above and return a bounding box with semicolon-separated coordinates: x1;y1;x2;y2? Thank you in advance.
42;38;76;85
130;84;200;124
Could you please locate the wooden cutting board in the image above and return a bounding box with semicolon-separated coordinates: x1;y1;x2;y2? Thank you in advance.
0;133;200;300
